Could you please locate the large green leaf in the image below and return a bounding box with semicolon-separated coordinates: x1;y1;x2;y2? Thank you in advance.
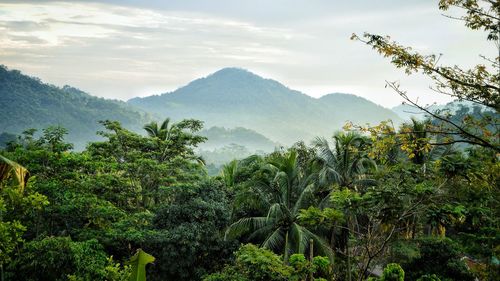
128;249;155;281
0;155;29;192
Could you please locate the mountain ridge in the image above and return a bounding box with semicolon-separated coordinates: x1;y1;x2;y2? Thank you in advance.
1;65;401;150
0;65;152;149
128;67;401;144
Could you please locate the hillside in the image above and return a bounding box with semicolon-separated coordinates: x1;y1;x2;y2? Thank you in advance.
0;65;151;149
199;126;279;152
392;101;490;121
318;93;401;126
0;65;402;150
129;68;401;144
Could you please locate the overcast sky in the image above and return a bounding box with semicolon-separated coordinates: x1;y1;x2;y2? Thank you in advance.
0;0;496;107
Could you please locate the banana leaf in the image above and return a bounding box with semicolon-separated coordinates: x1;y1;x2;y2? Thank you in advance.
128;248;155;281
0;155;29;192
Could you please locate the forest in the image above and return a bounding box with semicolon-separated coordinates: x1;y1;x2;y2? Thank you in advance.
0;1;499;281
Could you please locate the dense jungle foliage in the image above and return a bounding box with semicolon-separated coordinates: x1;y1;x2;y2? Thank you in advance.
0;1;499;280
0;108;498;281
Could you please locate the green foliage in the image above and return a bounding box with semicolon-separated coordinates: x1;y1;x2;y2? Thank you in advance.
220;159;240;188
380;263;404;281
298;206;344;227
104;257;131;281
401;238;475;281
0;220;25;265
416;274;441;281
147;180;235;281
4;8;499;276
289;254;311;279
204;244;332;281
289;254;333;281
10;237;109;281
128;249;155;281
226;150;334;261
0;156;48;274
204;244;292;281
0;65;150;150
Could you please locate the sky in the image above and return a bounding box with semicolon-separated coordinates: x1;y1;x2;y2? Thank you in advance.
0;0;497;108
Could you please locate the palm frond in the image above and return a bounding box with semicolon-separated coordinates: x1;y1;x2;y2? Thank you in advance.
160;118;171;131
225;217;273;240
261;227;285;251
143;122;158;138
267;203;284;220
301;227;335;262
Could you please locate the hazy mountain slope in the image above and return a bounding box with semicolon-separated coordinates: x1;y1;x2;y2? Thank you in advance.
392;101;488;121
0;65;402;150
319;93;401;128
199;126;279;152
392;103;443;120
0;65;150;149
129;68;401;144
129;68;323;143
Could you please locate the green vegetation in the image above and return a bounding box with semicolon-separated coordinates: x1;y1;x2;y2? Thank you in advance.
0;1;498;280
0;65;151;150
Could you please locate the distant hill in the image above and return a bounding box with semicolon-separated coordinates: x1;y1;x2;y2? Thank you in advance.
391;101;488;121
0;65;402;150
0;65;151;149
319;93;401;126
199;126;279;152
129;68;401;144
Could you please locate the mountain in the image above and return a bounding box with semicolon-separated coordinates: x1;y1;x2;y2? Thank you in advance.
392;101;489;121
319;93;401;126
129;68;401;144
0;65;402;150
199;126;279;152
0;65;151;149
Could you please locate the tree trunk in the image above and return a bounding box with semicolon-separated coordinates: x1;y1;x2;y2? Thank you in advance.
309;239;314;281
346;217;352;281
284;231;290;264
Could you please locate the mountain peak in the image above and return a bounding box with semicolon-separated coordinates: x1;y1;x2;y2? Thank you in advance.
208;67;260;80
213;67;251;74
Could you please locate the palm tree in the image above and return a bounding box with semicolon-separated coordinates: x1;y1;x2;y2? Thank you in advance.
143;118;177;141
313;132;376;281
143;118;179;162
313;132;376;193
225;150;333;263
220;159;239;188
399;118;431;165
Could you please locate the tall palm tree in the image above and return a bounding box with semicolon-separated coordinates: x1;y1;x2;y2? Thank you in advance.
225;150;333;262
313;132;376;281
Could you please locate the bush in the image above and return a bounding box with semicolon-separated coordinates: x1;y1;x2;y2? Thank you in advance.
401;237;474;281
381;263;404;281
416;274;441;281
8;237;110;281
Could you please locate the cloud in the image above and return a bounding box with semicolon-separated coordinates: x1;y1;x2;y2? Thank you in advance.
0;1;496;107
